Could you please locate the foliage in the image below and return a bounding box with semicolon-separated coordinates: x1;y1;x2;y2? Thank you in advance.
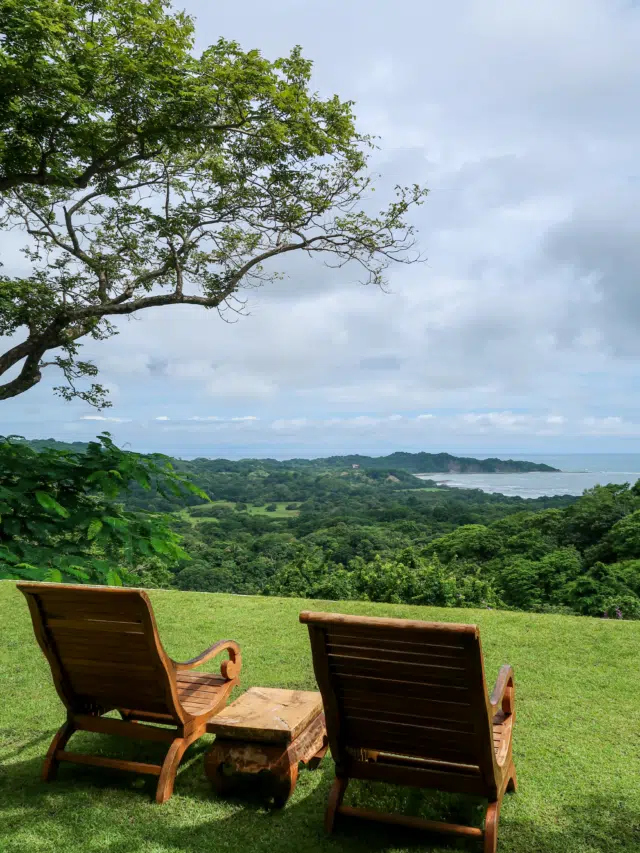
0;0;199;192
125;557;177;590
425;523;504;563
164;471;640;618
0;0;427;404
8;437;640;619
0;432;205;584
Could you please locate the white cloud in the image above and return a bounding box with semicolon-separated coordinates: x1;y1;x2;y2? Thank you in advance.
80;415;129;423
579;416;640;436
155;416;170;421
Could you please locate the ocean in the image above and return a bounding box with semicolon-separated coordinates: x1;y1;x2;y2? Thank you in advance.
415;454;640;498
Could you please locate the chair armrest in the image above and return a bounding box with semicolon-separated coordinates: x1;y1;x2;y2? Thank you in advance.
173;640;242;681
489;664;515;717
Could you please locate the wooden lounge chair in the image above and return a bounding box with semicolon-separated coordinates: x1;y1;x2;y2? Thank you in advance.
300;611;516;852
18;582;241;803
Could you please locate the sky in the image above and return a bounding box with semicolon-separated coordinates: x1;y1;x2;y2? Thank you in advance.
2;0;640;459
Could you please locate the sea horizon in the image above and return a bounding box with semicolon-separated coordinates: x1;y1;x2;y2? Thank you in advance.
156;449;640;499
414;452;640;498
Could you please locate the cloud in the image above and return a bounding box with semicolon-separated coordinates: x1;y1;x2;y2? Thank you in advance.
80;415;130;423
187;415;257;422
2;0;640;453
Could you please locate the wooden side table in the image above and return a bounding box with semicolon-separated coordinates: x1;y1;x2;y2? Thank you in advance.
205;687;328;807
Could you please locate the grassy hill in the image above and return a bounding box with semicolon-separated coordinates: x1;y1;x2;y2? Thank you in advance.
1;582;639;853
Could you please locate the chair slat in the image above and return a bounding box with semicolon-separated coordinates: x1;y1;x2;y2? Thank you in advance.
328;655;469;684
18;581;240;803
327;644;466;662
301;609;517;841
337;688;473;722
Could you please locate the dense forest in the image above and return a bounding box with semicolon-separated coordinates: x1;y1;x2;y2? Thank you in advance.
4;438;640;619
120;450;640;620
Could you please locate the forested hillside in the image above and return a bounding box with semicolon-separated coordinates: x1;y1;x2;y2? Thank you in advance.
308;451;558;473
24;440;557;476
148;464;640;619
5;437;640;619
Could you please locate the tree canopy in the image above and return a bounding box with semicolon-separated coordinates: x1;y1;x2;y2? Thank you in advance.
0;0;427;405
0;432;206;585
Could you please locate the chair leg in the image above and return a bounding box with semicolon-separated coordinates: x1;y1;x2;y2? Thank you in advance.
42;719;76;782
484;763;517;853
325;776;349;833
155;729;203;804
156;738;188;804
484;800;501;853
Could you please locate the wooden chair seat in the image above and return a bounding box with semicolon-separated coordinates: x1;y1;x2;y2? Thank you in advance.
176;671;231;717
493;710;510;757
301;611;517;853
18;582;242;803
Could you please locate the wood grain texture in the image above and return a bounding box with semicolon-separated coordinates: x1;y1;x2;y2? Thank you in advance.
205;695;327;807
206;687;323;744
300;610;478;635
301;609;517;849
17;581;241;803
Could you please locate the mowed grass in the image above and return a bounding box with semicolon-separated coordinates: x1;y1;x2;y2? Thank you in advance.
176;501;300;523
246;501;299;517
1;582;639;853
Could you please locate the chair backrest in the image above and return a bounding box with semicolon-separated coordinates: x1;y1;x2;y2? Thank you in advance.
300;611;498;795
18;583;184;722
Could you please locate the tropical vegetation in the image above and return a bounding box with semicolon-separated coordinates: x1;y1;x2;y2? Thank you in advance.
4;437;640;619
0;433;205;585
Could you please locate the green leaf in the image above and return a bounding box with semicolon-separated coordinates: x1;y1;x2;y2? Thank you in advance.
150;537;170;555
87;518;103;540
106;569;122;586
103;516;129;531
65;566;90;581
35;491;69;518
44;568;63;583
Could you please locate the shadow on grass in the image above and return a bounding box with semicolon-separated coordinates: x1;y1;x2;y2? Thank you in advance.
0;730;52;761
1;734;639;853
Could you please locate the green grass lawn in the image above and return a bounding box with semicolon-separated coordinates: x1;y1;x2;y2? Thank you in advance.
177;501;299;522
246;501;299;517
1;582;639;853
